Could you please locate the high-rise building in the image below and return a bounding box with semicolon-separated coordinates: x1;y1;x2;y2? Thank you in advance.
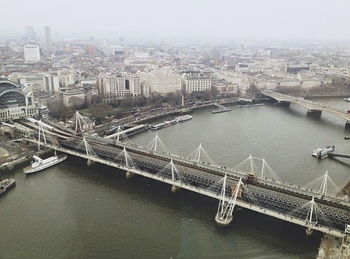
44;26;52;52
25;26;36;42
23;45;40;62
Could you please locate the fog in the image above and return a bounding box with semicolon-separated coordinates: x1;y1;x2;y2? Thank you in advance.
1;0;349;41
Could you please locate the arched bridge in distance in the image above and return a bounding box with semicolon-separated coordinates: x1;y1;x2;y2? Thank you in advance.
260;90;350;128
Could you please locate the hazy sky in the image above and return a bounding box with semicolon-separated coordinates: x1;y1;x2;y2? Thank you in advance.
1;0;349;41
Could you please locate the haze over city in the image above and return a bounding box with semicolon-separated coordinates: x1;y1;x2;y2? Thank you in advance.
1;0;350;41
1;1;350;259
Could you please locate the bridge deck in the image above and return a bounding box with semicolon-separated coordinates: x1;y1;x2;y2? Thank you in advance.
261;90;350;121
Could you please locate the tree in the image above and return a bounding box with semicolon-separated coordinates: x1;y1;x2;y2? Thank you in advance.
47;99;72;122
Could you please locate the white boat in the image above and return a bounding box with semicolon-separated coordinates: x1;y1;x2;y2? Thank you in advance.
23;153;67;174
176;114;193;122
312;146;335;159
344;98;350;102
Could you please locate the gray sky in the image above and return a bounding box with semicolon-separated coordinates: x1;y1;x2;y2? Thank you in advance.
1;0;349;41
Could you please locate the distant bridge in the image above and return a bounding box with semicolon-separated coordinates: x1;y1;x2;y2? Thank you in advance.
12;118;349;243
260;90;350;128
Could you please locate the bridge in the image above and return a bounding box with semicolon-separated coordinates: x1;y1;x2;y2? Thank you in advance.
260;90;350;128
12;118;349;247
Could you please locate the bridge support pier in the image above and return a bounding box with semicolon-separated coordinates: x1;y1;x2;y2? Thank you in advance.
277;101;291;107
346;121;350;130
87;159;94;166
306;227;314;236
307;109;322;118
171;185;180;193
126;170;134;178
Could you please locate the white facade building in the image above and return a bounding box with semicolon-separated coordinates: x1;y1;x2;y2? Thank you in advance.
97;73;141;102
57;70;75;87
24;44;40;62
182;71;212;93
138;68;181;95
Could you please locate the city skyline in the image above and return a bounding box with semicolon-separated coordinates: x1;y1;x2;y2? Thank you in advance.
1;0;350;41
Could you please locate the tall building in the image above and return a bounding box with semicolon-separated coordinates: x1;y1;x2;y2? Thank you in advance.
25;26;36;42
182;71;212;93
23;45;40;62
97;73;141;102
44;26;52;52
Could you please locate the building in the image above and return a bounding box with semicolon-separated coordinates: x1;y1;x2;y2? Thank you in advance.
57;70;75;87
97;73;141;102
0;81;38;122
44;26;52;52
138;68;181;95
24;44;40;62
8;72;59;92
182;71;212;93
24;26;36;42
62;89;86;107
287;65;309;74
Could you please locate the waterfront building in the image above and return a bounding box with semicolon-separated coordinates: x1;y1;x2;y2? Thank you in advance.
138;68;182;95
0;81;38;122
24;44;40;62
181;71;212;93
97;73;141;102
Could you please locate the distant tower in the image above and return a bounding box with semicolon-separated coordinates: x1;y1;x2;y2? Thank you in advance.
25;26;36;42
44;26;52;52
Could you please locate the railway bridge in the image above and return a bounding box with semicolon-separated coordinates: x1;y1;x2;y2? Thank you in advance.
7;117;349;255
17;119;349;242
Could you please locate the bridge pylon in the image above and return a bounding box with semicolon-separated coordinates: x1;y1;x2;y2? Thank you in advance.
305;196;318;236
37;120;47;151
215;176;243;226
74;111;84;134
120;147;136;178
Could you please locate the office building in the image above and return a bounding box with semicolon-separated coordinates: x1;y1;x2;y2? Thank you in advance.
182;71;212;93
24;44;40;62
97;73;141;102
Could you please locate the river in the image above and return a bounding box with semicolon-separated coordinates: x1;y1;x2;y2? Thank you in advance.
1;97;350;258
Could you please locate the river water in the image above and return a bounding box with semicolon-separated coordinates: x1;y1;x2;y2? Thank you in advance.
1;98;350;259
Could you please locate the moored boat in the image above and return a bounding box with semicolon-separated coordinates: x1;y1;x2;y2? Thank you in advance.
176;114;193;122
23;153;67;174
151;118;178;130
